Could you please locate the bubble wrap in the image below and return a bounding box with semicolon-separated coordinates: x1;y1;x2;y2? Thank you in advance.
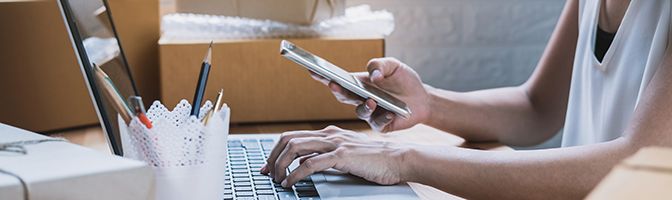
119;99;230;200
161;5;394;41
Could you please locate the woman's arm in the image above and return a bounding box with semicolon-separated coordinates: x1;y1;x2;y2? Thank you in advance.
407;42;672;199
424;0;579;146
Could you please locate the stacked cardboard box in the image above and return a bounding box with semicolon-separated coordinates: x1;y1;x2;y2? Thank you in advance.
587;147;672;200
159;38;385;123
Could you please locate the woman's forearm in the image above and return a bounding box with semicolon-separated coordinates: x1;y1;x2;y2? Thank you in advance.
421;0;578;146
404;138;636;199
424;86;559;146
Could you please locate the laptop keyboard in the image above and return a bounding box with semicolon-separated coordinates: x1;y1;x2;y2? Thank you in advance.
225;138;320;200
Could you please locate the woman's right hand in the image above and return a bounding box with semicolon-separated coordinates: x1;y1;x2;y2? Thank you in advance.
309;57;431;133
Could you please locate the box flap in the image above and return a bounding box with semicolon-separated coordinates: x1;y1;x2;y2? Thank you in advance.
623;147;672;171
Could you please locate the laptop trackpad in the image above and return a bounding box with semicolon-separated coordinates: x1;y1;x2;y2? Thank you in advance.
311;169;419;200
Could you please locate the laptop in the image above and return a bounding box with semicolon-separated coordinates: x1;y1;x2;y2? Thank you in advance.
57;0;419;199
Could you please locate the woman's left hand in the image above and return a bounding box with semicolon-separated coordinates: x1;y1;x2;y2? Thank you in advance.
260;126;413;187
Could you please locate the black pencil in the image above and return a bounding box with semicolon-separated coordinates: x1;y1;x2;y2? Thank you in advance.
191;41;213;116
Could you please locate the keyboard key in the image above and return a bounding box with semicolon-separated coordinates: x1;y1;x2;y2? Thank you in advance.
223;194;233;200
296;191;319;198
256;189;275;195
247;150;263;154
294;181;314;187
261;143;275;150
299;197;320;200
277;192;297;200
233;174;249;178
234;178;251;182
253;176;269;181
229;147;245;151
237;197;256;200
235;186;253;192
249;160;265;165
254;180;271;185
294;186;316;193
250;164;265;169
232;165;247;169
255;185;273;190
248;157;264;161
257;195;277;200
234;182;252;187
235;191;255;197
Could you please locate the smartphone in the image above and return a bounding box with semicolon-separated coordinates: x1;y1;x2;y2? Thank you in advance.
280;40;411;119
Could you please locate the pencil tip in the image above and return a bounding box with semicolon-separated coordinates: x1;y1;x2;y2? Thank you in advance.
204;41;212;63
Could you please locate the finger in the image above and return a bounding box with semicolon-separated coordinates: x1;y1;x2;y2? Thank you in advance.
299;154;318;164
366;58;400;83
351;72;371;83
368;108;394;132
309;71;330;85
355;99;377;120
281;153;338;187
272;137;337;183
262;131;326;174
329;82;364;105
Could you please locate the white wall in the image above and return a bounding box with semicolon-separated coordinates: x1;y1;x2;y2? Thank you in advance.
348;0;565;91
348;0;567;148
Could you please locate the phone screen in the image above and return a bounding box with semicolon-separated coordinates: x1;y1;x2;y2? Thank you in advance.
282;41;359;84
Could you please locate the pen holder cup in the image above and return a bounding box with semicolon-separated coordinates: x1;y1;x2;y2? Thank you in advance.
119;99;230;200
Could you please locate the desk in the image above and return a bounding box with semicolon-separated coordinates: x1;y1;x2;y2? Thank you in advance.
53;120;511;200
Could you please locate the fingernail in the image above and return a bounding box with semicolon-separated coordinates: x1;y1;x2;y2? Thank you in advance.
364;104;371;112
385;113;394;120
281;180;289;187
371;70;382;81
260;166;267;173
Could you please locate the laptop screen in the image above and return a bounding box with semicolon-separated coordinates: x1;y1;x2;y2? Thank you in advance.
59;0;138;155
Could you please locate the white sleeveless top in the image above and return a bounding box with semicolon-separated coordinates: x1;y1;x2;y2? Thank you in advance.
562;0;671;146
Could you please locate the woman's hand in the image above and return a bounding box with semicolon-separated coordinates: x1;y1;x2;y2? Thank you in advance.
260;126;413;187
310;57;432;132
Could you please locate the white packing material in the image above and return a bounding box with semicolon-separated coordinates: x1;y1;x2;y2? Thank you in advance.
161;5;394;41
0;123;154;200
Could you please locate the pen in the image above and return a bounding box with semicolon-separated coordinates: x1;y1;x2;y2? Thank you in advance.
128;96;152;129
213;89;224;112
203;89;224;125
191;41;213;117
93;64;133;123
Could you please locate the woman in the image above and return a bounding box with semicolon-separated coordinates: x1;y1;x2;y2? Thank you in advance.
262;0;672;199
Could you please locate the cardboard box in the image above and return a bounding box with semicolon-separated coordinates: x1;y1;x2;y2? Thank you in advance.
174;0;345;25
586;147;672;200
0;0;99;132
159;38;384;123
0;0;160;132
0;123;154;200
